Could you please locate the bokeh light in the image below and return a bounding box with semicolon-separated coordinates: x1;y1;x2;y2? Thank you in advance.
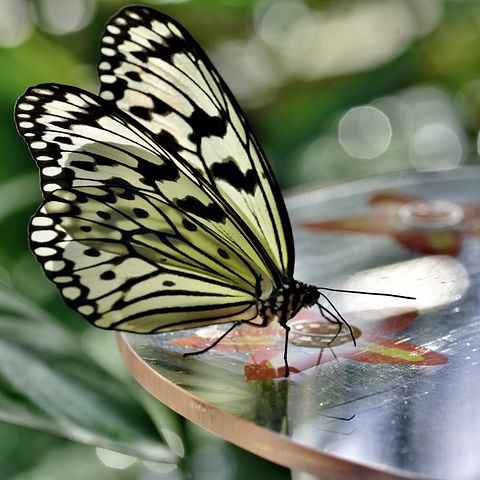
404;87;465;171
298;83;468;186
37;0;96;35
370;96;413;149
258;0;442;81
0;0;33;47
255;0;313;60
338;106;392;160
409;123;462;171
210;38;280;106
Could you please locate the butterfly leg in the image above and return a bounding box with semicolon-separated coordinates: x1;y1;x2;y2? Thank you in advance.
183;321;242;358
317;293;356;347
317;302;343;345
278;311;291;377
282;323;291;377
315;347;324;366
244;316;290;377
242;317;269;327
316;301;343;346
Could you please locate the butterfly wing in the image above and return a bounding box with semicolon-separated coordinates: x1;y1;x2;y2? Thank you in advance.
98;6;294;277
29;186;259;332
17;84;274;331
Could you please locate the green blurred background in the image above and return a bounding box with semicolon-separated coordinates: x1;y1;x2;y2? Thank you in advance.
1;0;480;479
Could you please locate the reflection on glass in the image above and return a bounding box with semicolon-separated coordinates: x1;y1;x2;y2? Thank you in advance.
334;256;470;315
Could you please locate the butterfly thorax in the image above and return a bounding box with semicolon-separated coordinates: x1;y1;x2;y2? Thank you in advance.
258;279;320;326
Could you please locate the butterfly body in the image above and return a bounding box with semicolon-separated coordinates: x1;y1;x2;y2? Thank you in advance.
16;5;330;375
258;280;320;328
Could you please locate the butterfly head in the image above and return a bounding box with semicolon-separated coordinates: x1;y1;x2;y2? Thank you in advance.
301;284;321;308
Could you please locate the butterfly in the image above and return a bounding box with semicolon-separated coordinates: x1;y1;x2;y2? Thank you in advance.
15;6;405;376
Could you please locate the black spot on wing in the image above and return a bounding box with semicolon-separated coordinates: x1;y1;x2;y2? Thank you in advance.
103;76;128;103
157;130;180;152
54;136;74;145
137;158;180;183
175;196;226;223
100;270;116;280
211;157;258;195
112;180;136;198
85;248;101;257
151;96;174;116
129;106;151;120
127;28;184;65
182;219;197;231
125;70;141;82
70;160;97;172
133;207;149;219
189;108;227;143
97;211;111;220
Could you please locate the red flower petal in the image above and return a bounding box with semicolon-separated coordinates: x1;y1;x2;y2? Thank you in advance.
347;338;448;365
393;231;461;256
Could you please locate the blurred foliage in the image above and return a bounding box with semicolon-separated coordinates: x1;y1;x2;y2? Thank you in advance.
1;0;480;479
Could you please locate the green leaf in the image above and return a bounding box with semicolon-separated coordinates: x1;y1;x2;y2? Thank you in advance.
0;172;39;223
0;284;176;463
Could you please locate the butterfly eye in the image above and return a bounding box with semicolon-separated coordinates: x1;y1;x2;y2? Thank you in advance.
302;287;320;307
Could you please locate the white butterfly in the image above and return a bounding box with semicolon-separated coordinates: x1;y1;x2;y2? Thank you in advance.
16;6;375;375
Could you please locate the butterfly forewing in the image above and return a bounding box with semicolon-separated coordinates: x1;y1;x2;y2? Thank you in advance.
98;6;294;277
17;84;277;275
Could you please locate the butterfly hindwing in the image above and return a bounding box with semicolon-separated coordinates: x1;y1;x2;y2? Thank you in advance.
29;186;259;332
16;83;281;330
98;6;294;277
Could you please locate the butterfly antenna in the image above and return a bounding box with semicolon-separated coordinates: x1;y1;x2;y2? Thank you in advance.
314;286;415;346
317;303;345;345
318;286;415;300
318;303;342;325
315;347;324;366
